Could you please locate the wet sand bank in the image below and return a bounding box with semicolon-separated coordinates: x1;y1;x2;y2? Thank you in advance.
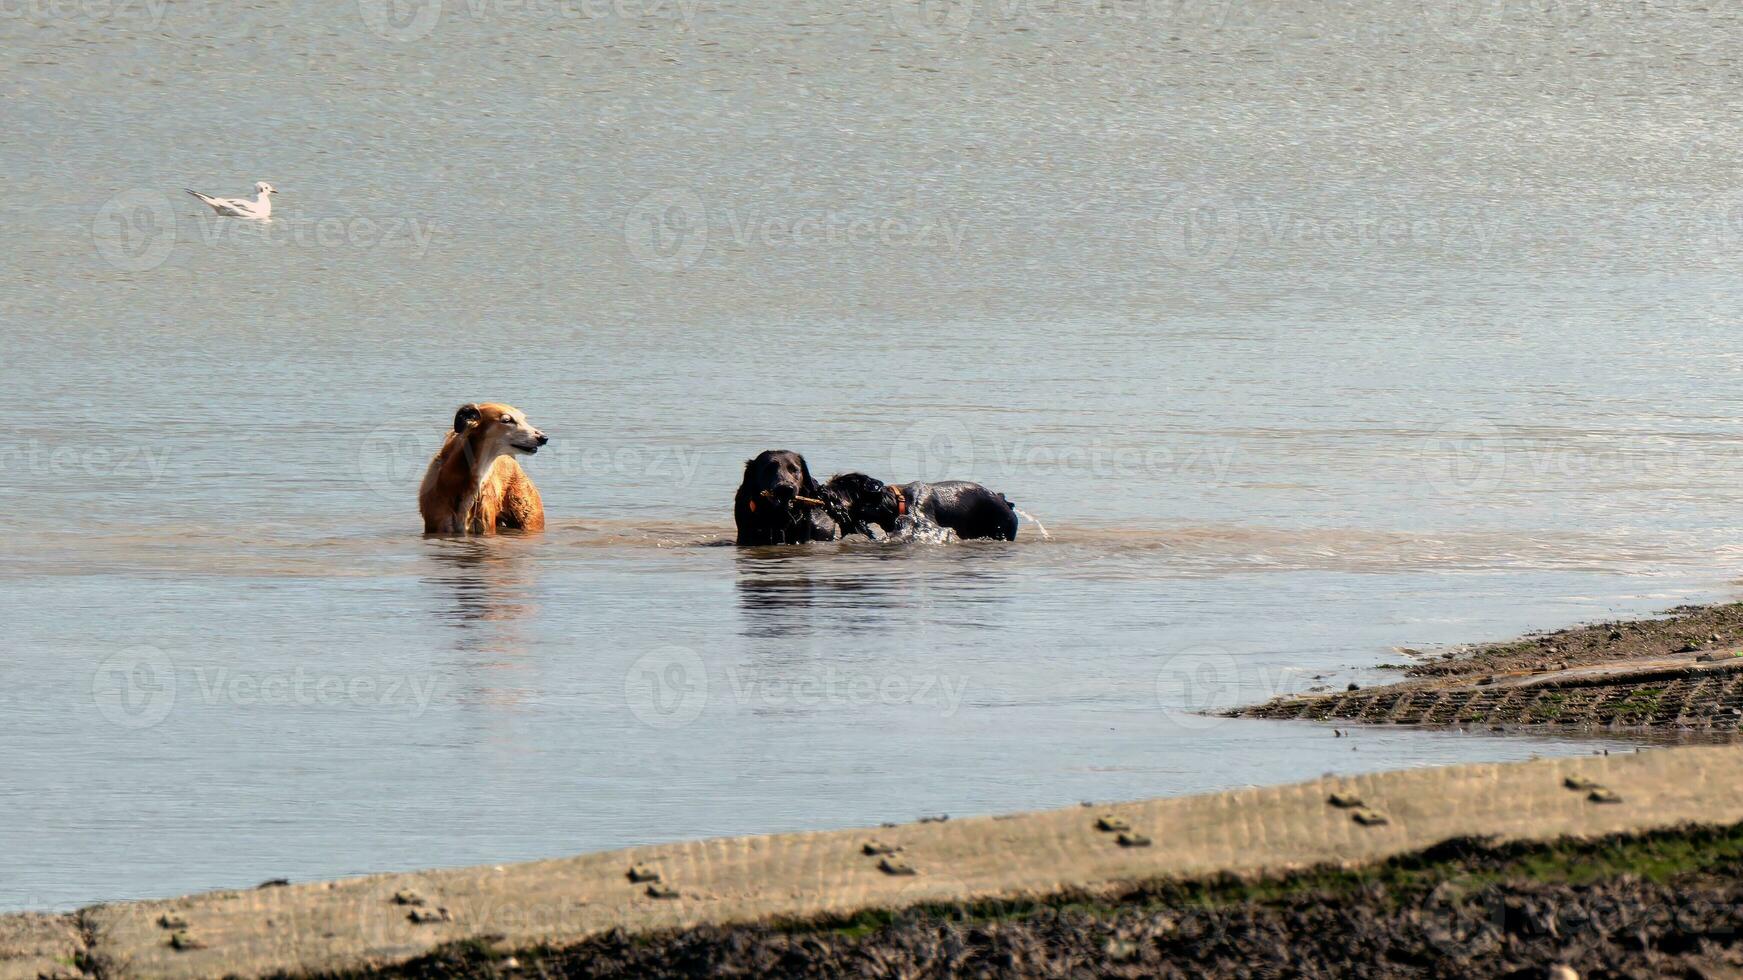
370;823;1743;979
8;745;1743;979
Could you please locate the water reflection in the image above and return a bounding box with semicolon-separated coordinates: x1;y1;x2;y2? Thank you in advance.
421;535;544;711
733;545;1021;639
423;535;542;633
732;550;885;633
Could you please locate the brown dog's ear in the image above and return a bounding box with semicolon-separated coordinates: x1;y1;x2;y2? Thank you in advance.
454;404;482;433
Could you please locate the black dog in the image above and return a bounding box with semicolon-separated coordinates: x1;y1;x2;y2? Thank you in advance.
734;450;842;545
823;474;1021;541
814;472;905;539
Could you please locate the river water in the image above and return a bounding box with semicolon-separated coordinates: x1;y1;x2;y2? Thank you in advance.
4;0;1743;910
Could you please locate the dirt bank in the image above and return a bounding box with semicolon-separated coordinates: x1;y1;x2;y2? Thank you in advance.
1237;601;1743;733
362;824;1743;979
10;746;1743;979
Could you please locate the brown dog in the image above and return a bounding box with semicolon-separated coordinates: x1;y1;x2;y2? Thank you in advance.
417;403;548;534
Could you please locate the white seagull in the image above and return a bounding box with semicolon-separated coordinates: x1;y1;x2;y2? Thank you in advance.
186;181;276;219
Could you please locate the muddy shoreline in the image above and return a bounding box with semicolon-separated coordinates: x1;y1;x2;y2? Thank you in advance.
358;824;1743;979
15;611;1743;978
358;603;1743;978
12;745;1743;979
1237;601;1743;734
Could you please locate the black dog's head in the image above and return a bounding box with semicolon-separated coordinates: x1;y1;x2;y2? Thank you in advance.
738;450;819;509
820;472;906;536
735;450;843;546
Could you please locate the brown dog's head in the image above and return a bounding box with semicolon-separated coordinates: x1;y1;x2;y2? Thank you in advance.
453;402;548;457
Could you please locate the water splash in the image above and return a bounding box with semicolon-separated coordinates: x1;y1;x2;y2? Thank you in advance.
1014;507;1051;540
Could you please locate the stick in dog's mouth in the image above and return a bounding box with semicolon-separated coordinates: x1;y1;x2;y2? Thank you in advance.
757;489;826;507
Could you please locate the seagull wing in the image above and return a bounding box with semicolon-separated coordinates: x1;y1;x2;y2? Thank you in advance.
187;189;260;217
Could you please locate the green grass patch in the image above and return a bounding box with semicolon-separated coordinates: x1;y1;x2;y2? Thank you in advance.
773;822;1743;938
331;823;1743;978
1612;686;1666;719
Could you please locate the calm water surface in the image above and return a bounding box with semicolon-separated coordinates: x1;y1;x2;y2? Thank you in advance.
6;0;1743;910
